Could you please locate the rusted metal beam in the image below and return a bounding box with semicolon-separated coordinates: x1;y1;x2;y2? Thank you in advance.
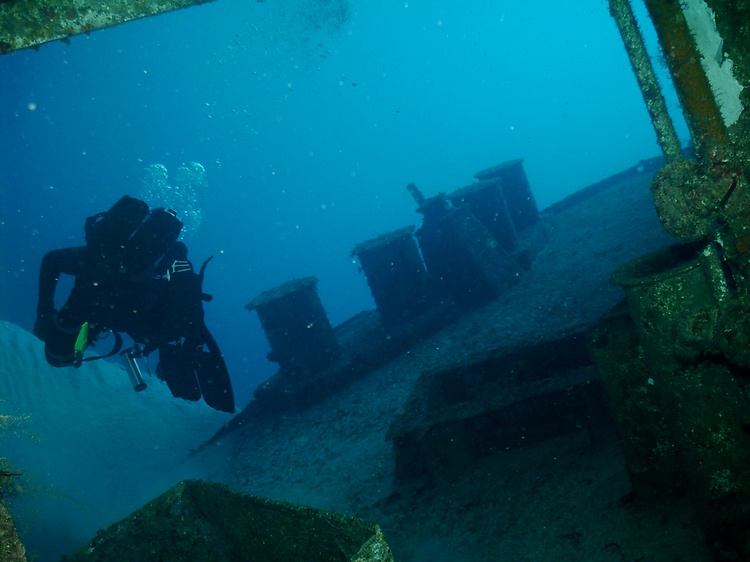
0;0;216;55
643;0;728;157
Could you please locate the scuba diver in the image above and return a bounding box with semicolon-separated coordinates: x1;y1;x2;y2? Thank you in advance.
33;195;235;413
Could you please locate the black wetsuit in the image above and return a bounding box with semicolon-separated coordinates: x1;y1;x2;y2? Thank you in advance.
36;245;169;347
35;224;235;412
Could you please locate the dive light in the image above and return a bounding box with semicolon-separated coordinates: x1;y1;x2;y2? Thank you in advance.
121;347;147;392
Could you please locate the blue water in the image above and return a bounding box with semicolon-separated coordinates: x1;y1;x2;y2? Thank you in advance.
0;0;681;408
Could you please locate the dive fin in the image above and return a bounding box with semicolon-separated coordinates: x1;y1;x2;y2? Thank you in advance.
193;349;235;413
157;343;201;402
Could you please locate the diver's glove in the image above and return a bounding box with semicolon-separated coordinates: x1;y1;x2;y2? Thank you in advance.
33;308;58;343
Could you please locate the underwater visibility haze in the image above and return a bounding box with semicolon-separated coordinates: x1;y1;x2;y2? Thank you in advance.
0;0;697;559
0;0;678;407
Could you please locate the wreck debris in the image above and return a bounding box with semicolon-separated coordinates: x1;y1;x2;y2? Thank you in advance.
65;480;394;562
415;197;520;306
608;0;684;162
447;179;519;253
642;0;729;155
0;0;216;55
246;276;340;380
351;226;434;326
472;158;540;234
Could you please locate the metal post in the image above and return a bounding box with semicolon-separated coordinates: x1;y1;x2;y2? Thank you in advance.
641;0;728;157
608;0;684;162
247;277;340;378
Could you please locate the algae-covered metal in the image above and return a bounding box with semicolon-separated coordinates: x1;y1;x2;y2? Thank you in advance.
642;0;730;154
0;0;215;55
247;276;341;378
608;0;683;163
66;480;395;561
351;226;434;325
600;3;750;556
0;497;26;562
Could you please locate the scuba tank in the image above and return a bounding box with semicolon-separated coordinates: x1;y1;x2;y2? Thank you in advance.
44;195;183;372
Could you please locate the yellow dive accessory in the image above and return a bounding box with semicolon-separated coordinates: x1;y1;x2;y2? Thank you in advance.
73;321;89;367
